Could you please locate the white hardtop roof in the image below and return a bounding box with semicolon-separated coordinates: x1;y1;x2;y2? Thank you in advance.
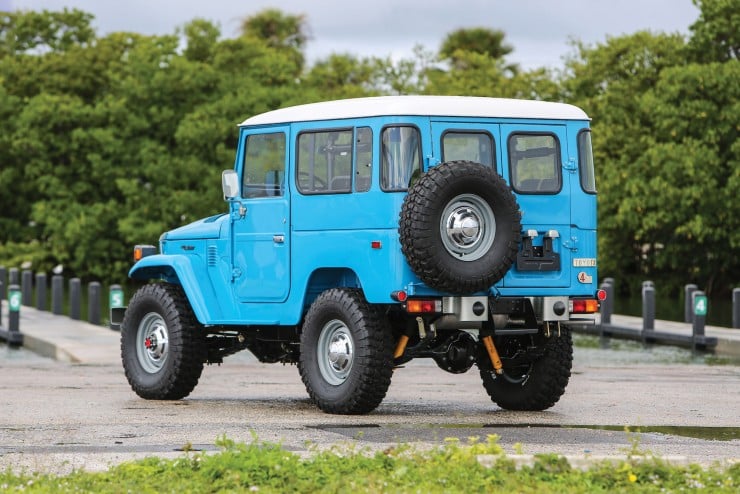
240;96;589;127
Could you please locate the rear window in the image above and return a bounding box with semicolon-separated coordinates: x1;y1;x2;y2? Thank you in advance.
508;133;561;194
442;131;494;167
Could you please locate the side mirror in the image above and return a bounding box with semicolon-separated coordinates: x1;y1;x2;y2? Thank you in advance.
222;170;240;200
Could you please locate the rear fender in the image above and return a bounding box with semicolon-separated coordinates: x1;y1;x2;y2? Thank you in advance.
128;254;222;324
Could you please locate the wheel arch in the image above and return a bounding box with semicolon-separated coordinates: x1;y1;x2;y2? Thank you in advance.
129;254;223;324
302;267;362;317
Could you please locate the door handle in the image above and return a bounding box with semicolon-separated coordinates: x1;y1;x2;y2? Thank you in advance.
273;235;285;244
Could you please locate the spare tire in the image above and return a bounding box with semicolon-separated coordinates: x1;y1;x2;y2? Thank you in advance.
399;161;521;294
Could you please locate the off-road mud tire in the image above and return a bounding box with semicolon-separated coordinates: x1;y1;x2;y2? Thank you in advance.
298;288;394;414
121;283;206;400
479;327;573;411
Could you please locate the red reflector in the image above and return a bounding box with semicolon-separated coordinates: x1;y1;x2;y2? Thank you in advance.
391;290;408;302
371;241;382;249
597;289;607;301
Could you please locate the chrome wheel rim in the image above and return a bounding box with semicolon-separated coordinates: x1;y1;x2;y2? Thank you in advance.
317;319;354;385
136;312;169;374
440;193;496;261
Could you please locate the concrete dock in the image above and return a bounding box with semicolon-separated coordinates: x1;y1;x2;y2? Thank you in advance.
1;304;739;474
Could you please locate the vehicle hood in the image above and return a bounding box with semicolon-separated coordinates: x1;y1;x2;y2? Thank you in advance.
161;214;228;241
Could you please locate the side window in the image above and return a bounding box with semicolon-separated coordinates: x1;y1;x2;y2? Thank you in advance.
381;126;421;191
508;133;561;194
578;129;597;194
355;127;372;192
442;131;494;167
242;132;286;198
297;129;353;194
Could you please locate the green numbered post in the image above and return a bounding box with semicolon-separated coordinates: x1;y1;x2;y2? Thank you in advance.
693;295;708;316
9;288;21;312
109;285;124;309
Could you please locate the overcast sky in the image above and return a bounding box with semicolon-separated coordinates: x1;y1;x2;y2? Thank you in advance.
7;0;700;69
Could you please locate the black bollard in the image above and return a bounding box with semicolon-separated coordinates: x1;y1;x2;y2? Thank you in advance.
0;266;6;300
691;290;707;349
21;270;33;306
599;281;614;325
8;284;23;345
51;275;64;315
684;284;697;323
88;282;101;325
69;278;81;320
9;267;19;286
36;273;47;311
642;281;655;331
733;288;740;330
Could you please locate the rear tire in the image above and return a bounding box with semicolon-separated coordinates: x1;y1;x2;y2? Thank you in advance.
121;283;206;400
299;288;394;414
479;327;572;411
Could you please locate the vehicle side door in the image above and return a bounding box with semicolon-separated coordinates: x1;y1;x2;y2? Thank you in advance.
232;126;291;302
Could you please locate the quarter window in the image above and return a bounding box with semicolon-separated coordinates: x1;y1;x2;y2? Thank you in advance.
297;129;353;194
578;130;597;194
242;132;286;198
355;127;372;192
381;126;421;191
508;133;561;194
442;131;494;167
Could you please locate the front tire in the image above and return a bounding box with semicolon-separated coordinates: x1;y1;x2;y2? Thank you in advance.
121;283;206;400
479;327;573;411
299;288;394;414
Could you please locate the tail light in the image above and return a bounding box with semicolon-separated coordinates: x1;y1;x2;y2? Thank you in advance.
406;299;442;314
571;298;599;314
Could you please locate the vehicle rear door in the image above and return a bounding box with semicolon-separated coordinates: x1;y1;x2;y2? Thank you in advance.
500;124;571;288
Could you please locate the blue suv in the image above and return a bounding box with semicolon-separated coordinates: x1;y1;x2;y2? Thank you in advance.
117;96;603;414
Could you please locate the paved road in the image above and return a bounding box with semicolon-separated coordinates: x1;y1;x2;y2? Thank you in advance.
1;338;739;474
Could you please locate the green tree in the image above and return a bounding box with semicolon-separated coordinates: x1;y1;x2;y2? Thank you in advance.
440;27;514;69
239;8;309;72
182;18;221;63
687;0;739;62
0;8;94;57
561;31;687;293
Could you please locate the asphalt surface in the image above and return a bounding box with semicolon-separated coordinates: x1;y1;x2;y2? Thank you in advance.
1;307;739;475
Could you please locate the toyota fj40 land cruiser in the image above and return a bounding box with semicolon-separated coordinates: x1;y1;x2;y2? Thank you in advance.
117;96;604;414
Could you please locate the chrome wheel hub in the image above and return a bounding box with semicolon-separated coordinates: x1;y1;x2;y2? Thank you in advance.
440;194;496;261
136;312;169;373
317;320;354;385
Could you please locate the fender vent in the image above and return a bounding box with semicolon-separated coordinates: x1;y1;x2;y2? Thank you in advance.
207;245;218;267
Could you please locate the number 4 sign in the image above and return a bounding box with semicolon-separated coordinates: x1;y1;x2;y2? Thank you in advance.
693;294;708;316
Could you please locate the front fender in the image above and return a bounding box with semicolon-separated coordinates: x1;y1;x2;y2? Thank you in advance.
129;254;223;324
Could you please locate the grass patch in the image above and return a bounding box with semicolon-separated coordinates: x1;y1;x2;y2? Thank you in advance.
1;435;737;493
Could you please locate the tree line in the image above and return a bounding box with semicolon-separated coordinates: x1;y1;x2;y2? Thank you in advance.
0;1;737;296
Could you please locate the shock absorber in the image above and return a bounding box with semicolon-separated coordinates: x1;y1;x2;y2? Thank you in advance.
481;335;503;374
